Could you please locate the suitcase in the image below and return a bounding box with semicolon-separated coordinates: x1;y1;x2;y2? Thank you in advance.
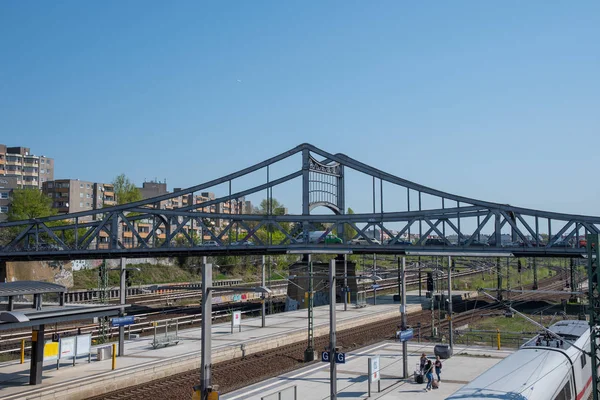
415;373;424;384
432;379;439;389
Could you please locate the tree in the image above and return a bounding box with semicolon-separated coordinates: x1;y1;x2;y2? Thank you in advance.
256;198;289;234
112;174;142;205
8;188;56;221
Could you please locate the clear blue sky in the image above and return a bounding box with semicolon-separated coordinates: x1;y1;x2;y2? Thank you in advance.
1;1;598;218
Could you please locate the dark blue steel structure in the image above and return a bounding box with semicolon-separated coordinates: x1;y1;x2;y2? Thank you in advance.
0;143;598;261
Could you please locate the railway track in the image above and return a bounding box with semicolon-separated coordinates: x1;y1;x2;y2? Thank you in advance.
89;272;571;400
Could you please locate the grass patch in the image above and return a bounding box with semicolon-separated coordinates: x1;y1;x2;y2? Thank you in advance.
72;263;200;289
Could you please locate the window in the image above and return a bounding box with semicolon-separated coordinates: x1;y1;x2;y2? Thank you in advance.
86;202;90;206
47;183;53;188
553;381;572;400
80;193;83;198
80;183;83;188
41;159;45;164
86;193;90;198
0;192;8;199
0;206;8;213
80;202;83;207
87;184;90;188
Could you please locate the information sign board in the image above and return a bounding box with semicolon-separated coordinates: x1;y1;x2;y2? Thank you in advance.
321;351;346;364
369;356;380;383
59;337;76;359
398;328;414;342
76;334;92;356
232;311;241;327
111;316;134;327
43;341;59;362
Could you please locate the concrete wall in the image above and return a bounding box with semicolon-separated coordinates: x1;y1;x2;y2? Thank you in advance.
4;260;74;287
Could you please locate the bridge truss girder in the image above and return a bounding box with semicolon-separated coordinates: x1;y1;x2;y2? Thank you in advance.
0;143;599;261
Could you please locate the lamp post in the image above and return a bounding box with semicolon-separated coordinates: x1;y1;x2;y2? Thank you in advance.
329;258;337;399
199;256;271;400
111;259;140;357
400;257;408;378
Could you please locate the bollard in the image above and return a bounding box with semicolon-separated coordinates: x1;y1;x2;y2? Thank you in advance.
20;339;25;364
497;329;501;350
112;343;116;370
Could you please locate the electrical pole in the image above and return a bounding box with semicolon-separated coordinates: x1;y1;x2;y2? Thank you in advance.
400;257;408;378
329;258;337;400
496;257;502;301
200;256;213;400
304;254;315;362
447;256;453;352
533;257;538;290
262;255;266;327
118;258;126;356
344;254;348;311
570;258;577;302
587;234;600;400
97;260;109;344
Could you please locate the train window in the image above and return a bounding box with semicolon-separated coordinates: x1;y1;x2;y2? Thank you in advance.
581;354;587;368
553;381;572;400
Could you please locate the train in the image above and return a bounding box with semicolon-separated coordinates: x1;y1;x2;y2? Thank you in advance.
447;320;593;400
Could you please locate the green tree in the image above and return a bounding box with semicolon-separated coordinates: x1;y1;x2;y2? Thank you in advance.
112;174;142;205
8;188;56;221
258;198;289;233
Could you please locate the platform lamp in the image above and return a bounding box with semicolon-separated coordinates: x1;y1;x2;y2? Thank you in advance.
199;256;271;400
109;260;141;357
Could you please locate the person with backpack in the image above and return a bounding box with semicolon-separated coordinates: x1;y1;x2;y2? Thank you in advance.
424;359;434;391
434;355;442;382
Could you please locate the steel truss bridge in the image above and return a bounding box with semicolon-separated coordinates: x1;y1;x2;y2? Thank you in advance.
1;143;599;262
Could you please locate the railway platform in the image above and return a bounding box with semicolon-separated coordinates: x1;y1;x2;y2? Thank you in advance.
223;341;515;400
0;290;476;400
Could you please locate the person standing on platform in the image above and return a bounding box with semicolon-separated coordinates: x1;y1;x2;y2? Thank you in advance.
419;353;427;373
434;355;442;382
424;359;434;391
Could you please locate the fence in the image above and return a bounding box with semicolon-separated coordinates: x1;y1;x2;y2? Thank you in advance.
261;385;297;400
453;329;533;349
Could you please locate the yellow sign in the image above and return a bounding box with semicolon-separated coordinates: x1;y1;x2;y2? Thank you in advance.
43;342;59;361
192;390;201;400
32;331;38;342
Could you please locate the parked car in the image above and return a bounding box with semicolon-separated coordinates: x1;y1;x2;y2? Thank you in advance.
349;237;381;245
424;238;447;246
203;241;219;246
383;238;412;246
551;240;571;248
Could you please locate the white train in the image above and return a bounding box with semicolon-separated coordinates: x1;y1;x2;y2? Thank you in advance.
447;320;593;400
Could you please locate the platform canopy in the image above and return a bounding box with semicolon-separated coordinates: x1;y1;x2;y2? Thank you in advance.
0;280;67;297
0;303;127;331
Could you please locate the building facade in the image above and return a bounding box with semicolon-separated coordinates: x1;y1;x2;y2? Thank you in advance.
0;144;54;220
42;179;116;216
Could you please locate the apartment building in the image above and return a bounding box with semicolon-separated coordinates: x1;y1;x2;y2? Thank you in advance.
0;144;54;189
0;144;54;220
42;179;116;216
